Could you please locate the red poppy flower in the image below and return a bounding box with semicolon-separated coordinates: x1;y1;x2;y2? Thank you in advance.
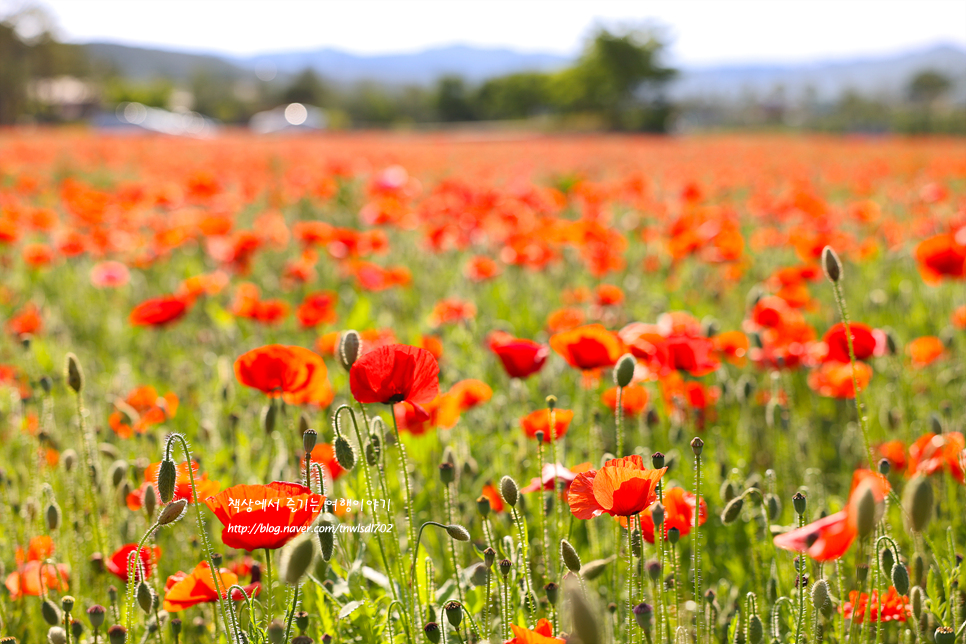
521;462;594;495
595;284;624;306
915;233;965;284
429;297;477;327
296;291;338;328
602;385;649;416
878;440;908;472
5;560;70;600
130;295;190;327
464;256;501;282
550;324;624;371
506;617;564;643
15;536;54;565
907;432;965;484
449;379;493;411
6;303;43;337
520;408;574;442
105;544;161;582
953;305;966;330
568;455;667;519
302;442;346;483
234;345;332;406
205;482;325;551
822;322;878;363
842;587;910;623
108;386;179;438
349;344;439;411
163;561;260;612
489;335;549;379
480;483;504;513
774;470;890;561
633;487;707;542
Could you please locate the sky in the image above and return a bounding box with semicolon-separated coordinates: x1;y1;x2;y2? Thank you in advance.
9;0;966;66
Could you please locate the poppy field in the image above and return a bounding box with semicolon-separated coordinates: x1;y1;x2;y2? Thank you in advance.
0;130;965;644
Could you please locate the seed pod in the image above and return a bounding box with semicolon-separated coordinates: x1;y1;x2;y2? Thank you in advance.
822;246;841;283
892;563;910;595
904;475;933;532
691;437;704;456
444;601;462;628
935;627;954;644
107;625;127;644
137;582;154;613
747;615;764;644
792;491;807;516
280;535;316;585
294;611;309;634
651;452;665;469
438;462;455;484
47;627;67;644
499;559;512;579
88;605;106;629
291;636;312;644
877;458;891;475
445;524;470;542
158;499;188;527
476;495;491;517
811;579;829;611
302;429;317;454
65;353;84;393
561;539;581;573
61;596;74;614
721;497;743;525
483;547;496;569
333;435;355;471
500;475;518;508
634;602;653;632
156;458;177;504
646;559;661;581
338;331;361;371
143;483;157;518
424;622;441;644
615;354;636;388
46;503;61;531
667;527;680;544
42;599;62;625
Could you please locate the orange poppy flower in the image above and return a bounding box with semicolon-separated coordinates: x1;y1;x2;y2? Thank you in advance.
506;618;564;643
878;440;908;472
480;483;505;514
633;486;707;542
130;295;190;327
464;255;501;282
449;379;493;411
521;462;594;495
546;307;585;333
6;303;43;337
296;291;338;328
550;323;623;370
234;345;332;407
568;455;667;519
5;560;70;600
906;336;945;368
419;334;444;359
953;305;966;330
428;297;477;327
807;361;873;399
595;284;624;306
109;386;179;438
915;233;965;284
163;561;260;612
774;469;890;561
712;330;749;366
842;587;910;623
906;432;965;484
205;482;324;551
520;408;574;442
602;385;649;416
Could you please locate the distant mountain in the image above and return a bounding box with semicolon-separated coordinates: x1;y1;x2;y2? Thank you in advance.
670;44;966;103
81;40;966;104
235;45;571;85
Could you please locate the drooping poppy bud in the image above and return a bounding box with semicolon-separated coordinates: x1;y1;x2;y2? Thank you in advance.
333;435;355;471
822;246;842;283
280;535;316;585
721;497;743;525
65;353;84;393
904;475;933;532
892;563;910;595
615;354;636;388
136;582;154;613
42;599;62;626
157;458;177;504
747;614;763;644
445;524;470;542
158;499;188;527
561;539;581;573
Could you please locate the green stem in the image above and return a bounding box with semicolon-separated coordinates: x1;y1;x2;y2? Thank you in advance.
282;584;300;644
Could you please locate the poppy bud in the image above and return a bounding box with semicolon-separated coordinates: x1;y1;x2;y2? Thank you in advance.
792;492;807;516
317;514;336;561
211;553;222;567
892;563;910;595
748;614;763;644
445;524;470;542
615;354;636;388
71;621;84;640
267;620;285;644
935;628;954;644
853;483;877;539
856;564;869;583
65;353;84;394
911;553;924;588
651;502;665;528
169;618;182;639
569;587;601;644
484;547;496;568
667;527;680;544
42;599;62;626
721;497;743;525
110;460;128;489
811;578;829;612
822;246;842;283
651;452;665;469
158;499;188;527
62;449;77;473
720;480;736;503
108;586;118;603
424;622;441;644
157;458;177;504
904;475;933;532
631;528;642;558
302;429;317;454
438;462;455;485
646;559;662;581
143;483;158;518
444;601;462;628
280;535;316;585
88;605;106;629
645;406;659;428
561;539;581;573
929;413;943;435
910;586;923;620
476;495;491;517
262;403;277;434
546;395;557;410
338;330;361;372
137;582;154;614
766;494;781;521
333;435;355;471
499;559;512;578
365;443;377;466
634;602;653;632
500;475;518;508
107;625;127;644
46;502;61;531
61;596;74;614
47;627;67;644
690;436;704;456
884;329;899;355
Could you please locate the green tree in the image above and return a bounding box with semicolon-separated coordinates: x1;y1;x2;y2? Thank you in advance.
907;70;951;104
475;72;552;120
282;68;330;106
434;75;476;122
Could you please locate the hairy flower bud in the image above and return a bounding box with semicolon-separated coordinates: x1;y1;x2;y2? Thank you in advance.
65;353;84;393
156;458;177;505
333;435;355;471
158;499;188;527
500;475;519;508
615;354;636;388
904;475;933;532
721;496;743;525
561;539;581;573
822;246;842;283
445;524;470;542
338;330;361;372
280;535;316;585
747;614;763;644
892;563;910;595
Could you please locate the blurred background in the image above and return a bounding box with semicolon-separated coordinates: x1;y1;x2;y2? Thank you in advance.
1;0;964;134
